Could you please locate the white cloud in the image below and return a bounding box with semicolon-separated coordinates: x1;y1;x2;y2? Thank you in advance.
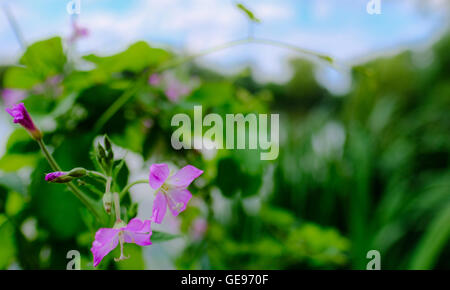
253;2;294;21
0;0;447;83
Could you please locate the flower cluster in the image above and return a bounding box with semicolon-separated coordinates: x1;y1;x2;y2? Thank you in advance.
88;163;203;266
148;73;192;103
6;103;204;268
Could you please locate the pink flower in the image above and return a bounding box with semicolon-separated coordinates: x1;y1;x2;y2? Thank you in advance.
164;78;190;102
32;75;63;97
5;103;42;140
1;89;27;107
149;164;203;224
148;73;161;86
191;218;207;240
91;218;152;267
69;20;89;43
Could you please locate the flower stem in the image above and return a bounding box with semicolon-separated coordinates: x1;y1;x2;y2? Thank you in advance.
113;193;121;222
93;75;146;133
105;176;112;194
119;179;148;199
88;170;108;182
2;4;26;50
37;138;102;221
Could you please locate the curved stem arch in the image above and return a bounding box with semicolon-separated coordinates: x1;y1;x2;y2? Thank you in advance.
94;37;337;131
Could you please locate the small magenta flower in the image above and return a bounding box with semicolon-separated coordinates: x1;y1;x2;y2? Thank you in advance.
45;168;87;183
148;73;161;86
91;218;152;267
5;103;42;140
1;89;27;107
149;163;203;224
45;172;67;183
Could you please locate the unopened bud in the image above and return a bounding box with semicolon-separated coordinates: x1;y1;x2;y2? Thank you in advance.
45;172;73;183
104;135;112;153
102;192;113;214
97;144;107;160
68;167;87;178
103;136;114;167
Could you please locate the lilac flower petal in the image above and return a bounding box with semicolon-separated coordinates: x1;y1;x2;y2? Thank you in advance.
77;27;89;37
166;188;192;217
148;74;161;86
122;218;152;246
149;163;170;189
47;75;63;86
165;87;179;102
123;231;152;246
91;228;120;267
125;218;151;233
152;191;167;224
168;165;203;188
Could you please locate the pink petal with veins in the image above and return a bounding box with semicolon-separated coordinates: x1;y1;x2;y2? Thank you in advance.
149;163;170;189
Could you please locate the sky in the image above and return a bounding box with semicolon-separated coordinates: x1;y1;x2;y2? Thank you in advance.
0;0;449;84
0;0;449;268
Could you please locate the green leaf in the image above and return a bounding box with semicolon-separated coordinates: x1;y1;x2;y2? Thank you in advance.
6;129;38;155
113;159;129;190
216;157;243;197
116;244;145;270
0;215;16;269
3;66;41;89
409;204;450;269
111;121;145;153
151;231;181;243
29;159;86;240
5;191;25;216
0;173;26;195
83;42;171;74
19;37;66;80
186;82;234;108
236;3;261;23
0;153;39;172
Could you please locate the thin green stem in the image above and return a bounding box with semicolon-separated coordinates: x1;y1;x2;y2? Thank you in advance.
87;171;107;182
154;38;250;73
250;38;334;63
119;179;148;199
113;193;121;222
2;4;26;50
105;176;112;193
37;138;102;221
37;138;61;172
93;75;147;133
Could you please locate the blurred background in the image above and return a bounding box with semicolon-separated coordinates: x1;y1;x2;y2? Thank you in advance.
0;0;449;269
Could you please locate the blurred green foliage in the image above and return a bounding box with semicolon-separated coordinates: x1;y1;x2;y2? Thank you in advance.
0;32;449;270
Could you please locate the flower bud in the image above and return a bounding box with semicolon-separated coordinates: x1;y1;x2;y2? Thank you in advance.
104;135;112;153
45;168;87;183
102;192;113;214
45;172;73;183
97;143;107;160
104;135;114;163
68;167;87;178
6;103;42;140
